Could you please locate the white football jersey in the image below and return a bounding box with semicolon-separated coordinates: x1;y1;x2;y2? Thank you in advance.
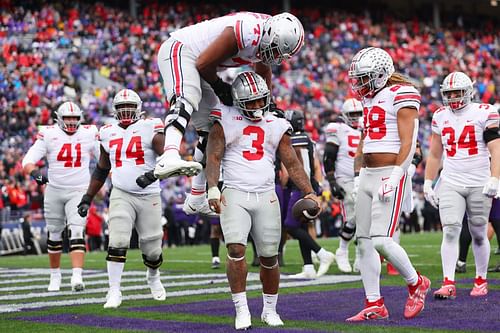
170;12;270;69
214;106;292;192
99;118;164;195
362;84;421;154
432;102;499;187
22;125;99;190
324;122;361;181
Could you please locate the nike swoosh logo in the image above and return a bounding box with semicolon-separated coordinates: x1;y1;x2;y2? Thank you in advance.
378;100;385;104
381;177;389;181
188;204;197;212
157;164;164;168
270;199;277;203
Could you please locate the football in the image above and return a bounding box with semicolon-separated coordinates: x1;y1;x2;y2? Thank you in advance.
292;198;320;222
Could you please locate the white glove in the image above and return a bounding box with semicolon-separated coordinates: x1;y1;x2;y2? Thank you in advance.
378;166;404;202
351;175;360;202
407;164;417;178
482;177;499;198
423;179;439;209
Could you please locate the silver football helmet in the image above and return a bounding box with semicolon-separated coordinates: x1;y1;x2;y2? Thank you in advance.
440;71;474;110
348;47;394;99
231;71;270;121
55;101;83;134
112;89;143;125
259;12;304;66
340;98;363;129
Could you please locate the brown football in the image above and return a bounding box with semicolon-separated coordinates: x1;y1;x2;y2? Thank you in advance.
292;198;320;222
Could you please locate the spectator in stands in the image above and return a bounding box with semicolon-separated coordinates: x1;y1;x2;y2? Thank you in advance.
86;205;103;252
21;213;35;255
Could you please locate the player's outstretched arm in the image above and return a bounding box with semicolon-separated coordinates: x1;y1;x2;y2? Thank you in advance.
78;145;111;217
206;123;226;213
278;134;320;209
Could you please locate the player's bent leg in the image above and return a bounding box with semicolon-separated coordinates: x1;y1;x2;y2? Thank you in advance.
68;225;86;292
155;97;202;179
104;247;127;309
141;237;166;301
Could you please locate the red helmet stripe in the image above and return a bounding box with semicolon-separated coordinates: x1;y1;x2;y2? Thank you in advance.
243;72;258;94
449;73;455;88
69;102;73;113
123;89;127;98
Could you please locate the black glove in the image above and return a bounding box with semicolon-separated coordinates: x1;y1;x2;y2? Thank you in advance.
269;101;285;118
30;169;48;185
136;170;158;189
328;179;346;200
210;77;233;106
77;194;92;218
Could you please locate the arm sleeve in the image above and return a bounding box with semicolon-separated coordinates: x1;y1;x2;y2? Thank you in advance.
323;142;339;174
485;106;499;129
392;85;421;113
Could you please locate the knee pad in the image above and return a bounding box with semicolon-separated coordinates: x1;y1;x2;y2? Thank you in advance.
142;253;163;269
371;236;394;258
68;225;84;239
140;237;162;259
442;225;461;243
260;256;278;270
47;232;63;254
68;225;86;253
468;223;488;246
339;224;356;242
106;247;127;263
165;97;193;135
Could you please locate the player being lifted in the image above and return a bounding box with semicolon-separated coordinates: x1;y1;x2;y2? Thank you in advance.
22;102;99;292
146;11;304;218
78;89;167;308
345;47;430;321
205;71;321;330
324;98;363;273
424;71;499;299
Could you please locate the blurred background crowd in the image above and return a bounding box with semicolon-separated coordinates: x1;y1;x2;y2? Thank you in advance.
0;0;498;251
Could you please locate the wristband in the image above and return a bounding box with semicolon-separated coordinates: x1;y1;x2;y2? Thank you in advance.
207;186;221;200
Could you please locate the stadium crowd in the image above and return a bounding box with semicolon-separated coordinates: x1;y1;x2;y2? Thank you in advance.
0;0;499;243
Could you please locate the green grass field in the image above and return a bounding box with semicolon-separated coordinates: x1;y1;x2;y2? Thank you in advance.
0;232;498;333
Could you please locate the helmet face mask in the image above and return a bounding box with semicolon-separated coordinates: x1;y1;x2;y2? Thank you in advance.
348;47;394;99
259;13;304;66
232;71;270;121
113;89;143;125
440;72;474;110
56;102;83;134
340;98;364;128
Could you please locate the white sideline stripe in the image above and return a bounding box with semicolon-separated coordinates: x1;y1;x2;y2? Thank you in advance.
0;274;361;313
0;272;227;286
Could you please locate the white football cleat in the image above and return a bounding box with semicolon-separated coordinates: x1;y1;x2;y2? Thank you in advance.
154;154;202;179
317;251;335;277
335;248;352;273
147;270;166;301
311;251;320;265
103;289;122;308
261;311;284;327
289;265;317;279
71;275;85;292
47;274;61;292
183;194;218;217
235;307;252;330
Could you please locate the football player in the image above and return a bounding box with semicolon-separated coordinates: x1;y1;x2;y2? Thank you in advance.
77;89;167;308
424;71;499;298
283;110;334;279
346;47;430;322
150;12;304;219
324;98;363;273
22;101;99;292
205;71;320;330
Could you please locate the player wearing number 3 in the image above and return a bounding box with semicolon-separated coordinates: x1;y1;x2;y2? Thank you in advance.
346;47;430;322
424;71;500;299
77;89;167;308
205;71;321;330
22;101;99;292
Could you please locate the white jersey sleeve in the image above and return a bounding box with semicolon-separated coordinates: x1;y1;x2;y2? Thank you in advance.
325;122;360;181
218;106;291;192
22;128;48;167
325;122;341;146
99;119;164;195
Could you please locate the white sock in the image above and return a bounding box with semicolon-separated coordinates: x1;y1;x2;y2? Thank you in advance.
358;238;381;302
441;225;461;282
338;238;349;252
72;267;83;278
190;170;207;203
262;293;278;313
232;292;248;311
147;267;159;278
107;261;125;290
50;268;61;277
303;264;315;273
163;127;183;157
382;240;418;285
317;248;329;259
469;223;490;279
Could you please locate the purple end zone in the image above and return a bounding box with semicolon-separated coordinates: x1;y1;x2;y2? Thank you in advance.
131;284;500;332
16;313;324;333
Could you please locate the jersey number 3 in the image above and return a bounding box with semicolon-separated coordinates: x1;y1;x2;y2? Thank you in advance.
109;136;145;167
57;143;81;167
243;126;264;161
